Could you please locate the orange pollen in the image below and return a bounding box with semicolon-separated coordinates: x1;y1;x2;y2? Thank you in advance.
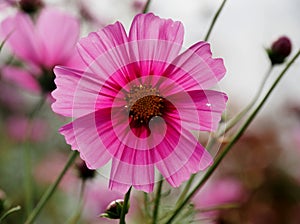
126;85;164;124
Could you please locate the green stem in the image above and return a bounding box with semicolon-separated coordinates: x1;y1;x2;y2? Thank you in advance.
164;49;300;224
143;192;151;220
204;0;227;41
142;0;152;13
24;151;78;224
217;65;273;137
0;206;21;223
152;178;164;224
66;180;86;224
119;186;132;224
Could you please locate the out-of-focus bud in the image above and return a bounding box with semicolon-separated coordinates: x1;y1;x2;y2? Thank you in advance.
19;0;44;14
132;0;146;11
0;189;7;214
75;160;96;181
100;199;129;219
267;36;292;65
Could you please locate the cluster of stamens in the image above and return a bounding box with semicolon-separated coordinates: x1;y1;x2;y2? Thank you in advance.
125;84;164;125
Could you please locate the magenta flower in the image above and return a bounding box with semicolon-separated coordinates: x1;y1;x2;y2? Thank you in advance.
52;13;227;193
0;7;82;93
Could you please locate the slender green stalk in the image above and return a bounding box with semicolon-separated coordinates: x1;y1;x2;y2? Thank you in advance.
143;192;151;220
24;151;78;224
119;186;132;224
142;0;152;13
0;206;21;223
66;180;86;224
152;178;164;224
204;0;227;41
24;142;33;216
164;49;300;224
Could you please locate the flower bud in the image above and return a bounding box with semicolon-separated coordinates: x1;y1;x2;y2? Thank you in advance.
19;0;44;14
75;160;96;181
0;189;6;214
100;199;129;219
267;36;292;65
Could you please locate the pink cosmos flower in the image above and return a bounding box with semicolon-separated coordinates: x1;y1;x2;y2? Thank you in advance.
0;7;83;93
52;13;227;193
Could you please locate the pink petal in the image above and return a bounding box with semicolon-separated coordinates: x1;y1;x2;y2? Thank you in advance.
0;12;41;65
36;7;80;68
52;66;110;117
164;41;226;93
167;90;228;132
155;119;213;187
128;13;184;76
109;157;154;193
59;109;113;168
77;21;128;66
129;13;184;45
1;66;40;93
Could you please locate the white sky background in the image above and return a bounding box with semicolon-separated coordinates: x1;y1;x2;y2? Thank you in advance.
2;0;300;119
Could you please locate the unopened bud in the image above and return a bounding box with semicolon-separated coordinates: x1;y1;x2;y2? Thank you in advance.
19;0;44;14
267;36;292;65
100;199;129;219
75;160;95;181
0;189;6;214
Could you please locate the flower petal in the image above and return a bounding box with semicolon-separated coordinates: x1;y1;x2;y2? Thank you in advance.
52;66;121;118
36;8;80;68
59;109;113;168
109;157;155;193
0;12;41;65
77;21;128;67
129;13;184;45
128;13;184;76
155;119;212;187
1;66;40;93
167;90;228;132
164;41;226;93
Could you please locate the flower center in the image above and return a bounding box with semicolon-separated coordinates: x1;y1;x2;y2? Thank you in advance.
126;85;164;124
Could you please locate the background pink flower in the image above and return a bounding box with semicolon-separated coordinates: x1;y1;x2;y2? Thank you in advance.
0;7;84;93
52;13;227;193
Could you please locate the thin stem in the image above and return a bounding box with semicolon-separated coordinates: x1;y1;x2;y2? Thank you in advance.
24;150;78;224
152;178;164;224
0;205;21;222
119;186;132;224
143;192;151;220
217;65;273;137
66;180;86;224
204;0;227;41
164;49;300;224
142;0;152;13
